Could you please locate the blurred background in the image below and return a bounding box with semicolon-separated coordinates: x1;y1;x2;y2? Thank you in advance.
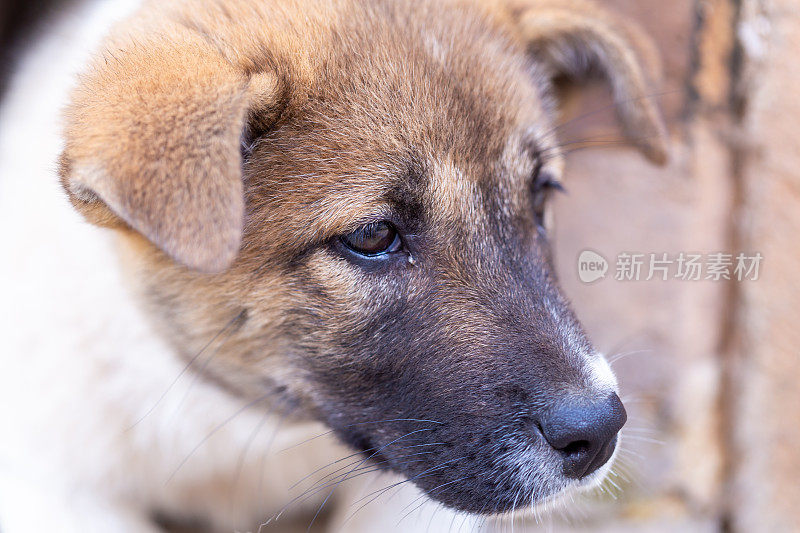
546;0;799;531
1;0;797;531
0;0;74;97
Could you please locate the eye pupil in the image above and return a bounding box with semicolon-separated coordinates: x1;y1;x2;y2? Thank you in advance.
530;168;565;225
341;222;400;256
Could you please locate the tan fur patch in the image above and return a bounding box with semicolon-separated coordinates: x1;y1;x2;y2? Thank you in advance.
59;0;668;402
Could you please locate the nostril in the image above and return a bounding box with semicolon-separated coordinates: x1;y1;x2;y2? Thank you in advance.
562;439;591;456
538;393;627;479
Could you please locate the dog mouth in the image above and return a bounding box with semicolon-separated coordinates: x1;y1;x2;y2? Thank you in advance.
336;419;622;516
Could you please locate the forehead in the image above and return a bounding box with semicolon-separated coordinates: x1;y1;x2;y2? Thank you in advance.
243;0;560;249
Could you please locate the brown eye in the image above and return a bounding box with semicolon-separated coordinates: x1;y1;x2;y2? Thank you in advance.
531;169;565;223
341;221;402;256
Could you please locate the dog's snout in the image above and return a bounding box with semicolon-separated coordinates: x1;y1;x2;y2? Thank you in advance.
538;393;627;479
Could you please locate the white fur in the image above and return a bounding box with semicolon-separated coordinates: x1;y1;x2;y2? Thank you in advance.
587;353;619;393
0;2;472;531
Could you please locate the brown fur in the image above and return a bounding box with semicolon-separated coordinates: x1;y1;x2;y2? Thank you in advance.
61;0;665;270
59;0;667;515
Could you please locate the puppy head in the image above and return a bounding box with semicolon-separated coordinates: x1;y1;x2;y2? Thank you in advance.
60;0;666;515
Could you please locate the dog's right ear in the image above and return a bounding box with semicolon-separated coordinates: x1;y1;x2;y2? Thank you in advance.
60;26;280;273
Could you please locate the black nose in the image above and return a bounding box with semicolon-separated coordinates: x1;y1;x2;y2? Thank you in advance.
538;393;627;479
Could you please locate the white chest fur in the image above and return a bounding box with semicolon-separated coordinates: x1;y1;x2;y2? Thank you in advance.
0;2;472;531
0;1;336;530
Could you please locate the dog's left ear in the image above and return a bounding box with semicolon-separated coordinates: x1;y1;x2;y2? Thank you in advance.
498;0;669;164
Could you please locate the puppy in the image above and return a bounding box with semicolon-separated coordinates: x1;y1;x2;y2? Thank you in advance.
0;0;667;531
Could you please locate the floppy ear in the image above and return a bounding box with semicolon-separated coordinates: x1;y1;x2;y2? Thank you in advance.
60;26;278;273
502;0;669;164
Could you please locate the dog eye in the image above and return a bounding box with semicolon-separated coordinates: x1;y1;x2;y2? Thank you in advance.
340;221;402;256
531;169;565;222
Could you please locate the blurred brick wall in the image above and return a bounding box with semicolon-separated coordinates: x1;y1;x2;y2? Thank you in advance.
509;0;799;531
